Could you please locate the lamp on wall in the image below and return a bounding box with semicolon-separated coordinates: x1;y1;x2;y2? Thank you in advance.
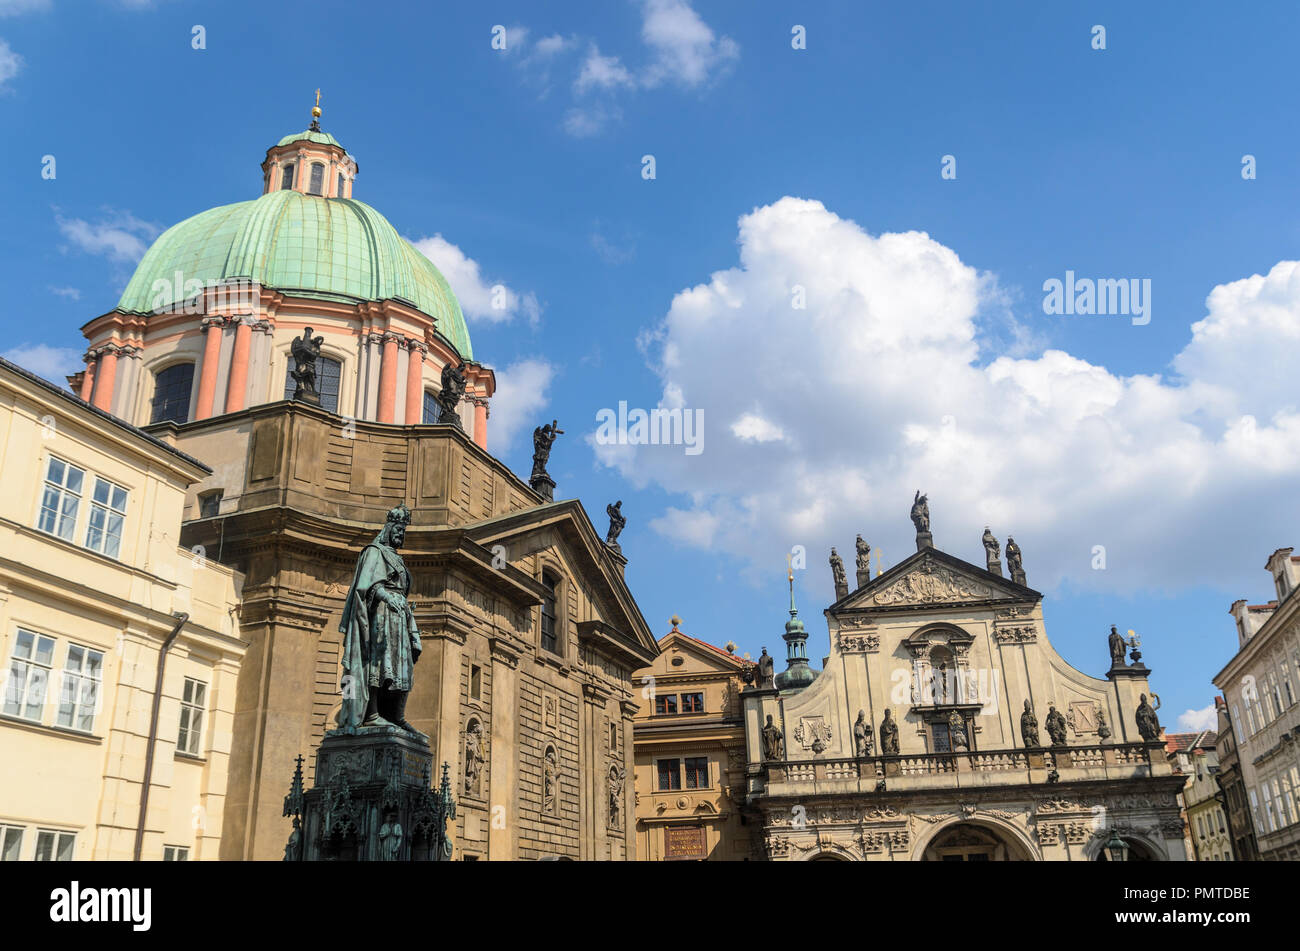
1105;828;1130;862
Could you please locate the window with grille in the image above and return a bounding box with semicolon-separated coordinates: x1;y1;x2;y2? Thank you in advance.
656;759;681;791
85;478;128;559
56;644;103;732
37;457;83;542
178;677;206;755
34;830;75;861
684;757;708;789
282;356;341;413
4;629;54;722
540;572;559;654
308;163;325;196
150;362;194;424
422;389;440;423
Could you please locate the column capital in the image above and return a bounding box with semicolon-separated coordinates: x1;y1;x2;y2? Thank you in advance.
199;315;229;332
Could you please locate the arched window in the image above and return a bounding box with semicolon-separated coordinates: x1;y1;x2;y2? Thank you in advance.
283;355;342;413
540;570;559;654
336;172;345;197
280;163;295;190
150;363;194;424
308;163;325;196
422;389;440;424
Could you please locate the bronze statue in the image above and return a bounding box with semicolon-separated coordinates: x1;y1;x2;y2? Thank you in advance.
1136;694;1161;742
1020;699;1040;747
761;714;785;761
880;708;899;755
605;500;626;550
830;547;847;591
910;491;930;533
338;503;423;734
1045;704;1067;746
1006;537;1024;583
948;709;968;749
756;647;775;689
531;420;564;481
1108;625;1127;668
289;327;325;404
436;360;467;426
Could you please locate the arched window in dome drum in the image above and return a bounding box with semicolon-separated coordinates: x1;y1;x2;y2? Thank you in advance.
336;172;345;198
280;163;294;190
308;163;324;196
150;363;194;424
283;356;341;413
422;389;439;424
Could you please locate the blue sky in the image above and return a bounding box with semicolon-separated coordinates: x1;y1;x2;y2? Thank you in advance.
4;0;1300;732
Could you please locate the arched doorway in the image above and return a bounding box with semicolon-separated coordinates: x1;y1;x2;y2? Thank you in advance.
921;822;1035;861
1094;837;1159;861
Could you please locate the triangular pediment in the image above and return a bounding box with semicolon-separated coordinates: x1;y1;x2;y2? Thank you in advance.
654;631;748;676
830;547;1040;613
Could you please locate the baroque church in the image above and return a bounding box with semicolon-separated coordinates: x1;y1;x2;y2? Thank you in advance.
742;502;1189;861
67;104;657;860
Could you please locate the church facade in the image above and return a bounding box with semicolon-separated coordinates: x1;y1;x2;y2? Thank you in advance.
63;105;658;860
742;511;1188;861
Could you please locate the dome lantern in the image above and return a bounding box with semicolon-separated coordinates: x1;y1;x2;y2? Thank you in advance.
261;91;357;200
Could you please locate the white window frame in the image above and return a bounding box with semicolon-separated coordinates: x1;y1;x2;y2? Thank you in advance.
0;824;23;861
4;628;55;722
84;476;128;559
162;845;189;861
33;829;76;861
55;643;104;733
37;456;84;543
178;677;206;756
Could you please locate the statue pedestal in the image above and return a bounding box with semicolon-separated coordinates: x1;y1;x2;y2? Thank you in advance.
437;407;464;430
530;473;555;502
915;532;933;551
1027;750;1046;769
856;569;871;589
292;387;321;407
985;558;1002;577
289;726;454;861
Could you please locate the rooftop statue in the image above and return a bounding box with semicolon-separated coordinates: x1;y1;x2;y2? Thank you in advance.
437;360;467;427
910;491;930;533
289;327;325;405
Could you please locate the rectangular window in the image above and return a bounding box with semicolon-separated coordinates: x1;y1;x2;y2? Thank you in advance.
1249;787;1263;834
469;664;482;701
178;677;206;755
163;845;189;861
198;490;223;518
308;163;324;196
0;825;23;862
540;576;558;654
1276;775;1295;827
336;172;345;197
4;629;55;721
1232;704;1244;744
684;757;708;789
34;830;75;862
84;477;128;559
681;692;704;713
1282;657;1296;707
609;722;617;750
656;759;681;791
56;644;103;732
280;164;294;190
1262;782;1277;832
654;694;677;716
37;457;84;542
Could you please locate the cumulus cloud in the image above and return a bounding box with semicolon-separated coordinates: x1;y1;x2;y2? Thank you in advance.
1177;704;1219;733
486;358;555;454
574;45;635;93
410;234;541;326
0;37;22;90
49;286;80;300
592;196;1300;600
3;343;82;384
0;1;50;16
639;0;739;89
56;208;160;264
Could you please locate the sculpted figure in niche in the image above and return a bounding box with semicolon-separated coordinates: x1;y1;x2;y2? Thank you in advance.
761;714;785;761
879;708;900;755
378;808;402;861
543;748;558;814
1045;704;1068;746
608;764;625;827
1020;699;1040;747
464;720;484;795
1135;694;1162;742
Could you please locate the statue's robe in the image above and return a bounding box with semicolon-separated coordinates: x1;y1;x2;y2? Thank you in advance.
338;541;421;729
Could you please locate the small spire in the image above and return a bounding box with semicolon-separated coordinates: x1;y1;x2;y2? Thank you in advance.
310;88;323;131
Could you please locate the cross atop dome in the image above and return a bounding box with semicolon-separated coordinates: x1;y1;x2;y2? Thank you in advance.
310;88;323;131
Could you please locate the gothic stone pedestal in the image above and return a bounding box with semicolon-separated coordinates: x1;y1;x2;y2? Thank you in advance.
294;726;452;861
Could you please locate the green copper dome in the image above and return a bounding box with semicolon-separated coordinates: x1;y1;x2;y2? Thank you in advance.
115;190;472;358
277;129;341;148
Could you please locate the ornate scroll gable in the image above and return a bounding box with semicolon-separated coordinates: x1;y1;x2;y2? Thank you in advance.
836;549;1035;612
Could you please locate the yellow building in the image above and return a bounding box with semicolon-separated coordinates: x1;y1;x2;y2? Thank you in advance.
632;618;752;860
0;356;245;860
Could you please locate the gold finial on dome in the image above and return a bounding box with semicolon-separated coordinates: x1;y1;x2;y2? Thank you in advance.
310;88;323;130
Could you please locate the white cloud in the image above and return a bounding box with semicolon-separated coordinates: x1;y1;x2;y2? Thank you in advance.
56;209;159;264
1177;704;1219;733
3;343;82;384
409;234;541;326
486;358;554;454
640;0;739;89
49;285;80;300
592;195;1300;600
563;102;622;138
574;45;635;93
0;37;22;90
0;1;51;16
